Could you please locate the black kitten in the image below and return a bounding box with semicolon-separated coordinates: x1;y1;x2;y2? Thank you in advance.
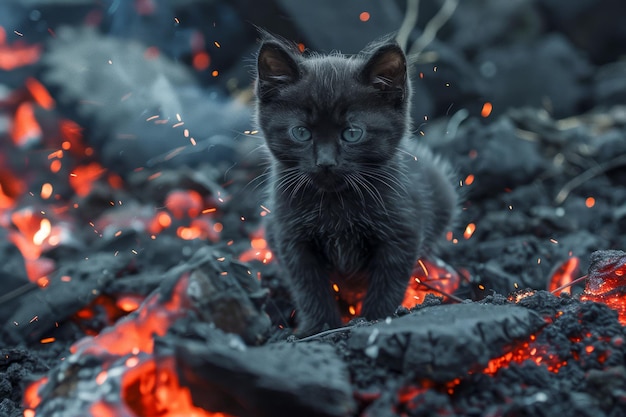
255;33;459;336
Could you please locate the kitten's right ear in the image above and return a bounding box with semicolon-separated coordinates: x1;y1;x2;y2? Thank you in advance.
257;41;300;98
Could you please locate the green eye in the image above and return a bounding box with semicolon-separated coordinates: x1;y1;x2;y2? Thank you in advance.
341;127;364;142
290;126;312;142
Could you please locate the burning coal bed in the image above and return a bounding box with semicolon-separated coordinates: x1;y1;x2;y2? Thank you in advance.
2;28;626;417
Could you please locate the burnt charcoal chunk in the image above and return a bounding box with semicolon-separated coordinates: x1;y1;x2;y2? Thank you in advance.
174;334;356;417
348;303;545;382
432;116;547;198
474;34;592;118
593;61;626;106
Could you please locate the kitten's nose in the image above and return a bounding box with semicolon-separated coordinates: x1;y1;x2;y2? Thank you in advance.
315;145;338;168
316;158;337;169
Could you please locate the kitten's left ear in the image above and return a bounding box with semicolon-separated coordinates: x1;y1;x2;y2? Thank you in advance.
360;43;407;92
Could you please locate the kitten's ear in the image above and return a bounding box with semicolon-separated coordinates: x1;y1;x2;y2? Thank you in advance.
360;43;407;92
257;41;300;89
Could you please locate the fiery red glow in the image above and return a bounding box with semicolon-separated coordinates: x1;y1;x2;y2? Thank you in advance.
165;190;203;219
402;258;461;308
396;378;461;412
0;169;25;210
7;208;68;283
549;256;580;295
59;119;87;156
11;102;42;147
22;376;47;411
482;334;567;375
71;275;189;356
25;77;55;110
580;252;626;325
0;26;42;71
121;358;229;417
74;294;143;335
239;228;273;264
69;162;107;197
193;51;211;71
26;274;235;416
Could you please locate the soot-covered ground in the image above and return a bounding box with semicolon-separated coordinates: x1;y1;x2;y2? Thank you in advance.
1;0;626;416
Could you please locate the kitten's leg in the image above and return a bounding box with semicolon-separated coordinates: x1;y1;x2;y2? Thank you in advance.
361;242;416;320
281;243;342;336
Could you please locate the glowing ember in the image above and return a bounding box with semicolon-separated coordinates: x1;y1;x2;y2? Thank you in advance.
25;77;55;110
549;256;580;296
69;162;107;197
25;272;236;417
0;168;25;210
71;275;189;356
22;376;47;412
165;190;203;219
0;26;42;70
193;51;211;71
59;119;87;156
74;294;144;335
508;288;537;303
239;228;274;264
402;258;461;308
463;222;476;240
11;102;42;147
580;250;626;325
121;358;226;417
481;102;493;118
176;218;221;242
482;335;567;375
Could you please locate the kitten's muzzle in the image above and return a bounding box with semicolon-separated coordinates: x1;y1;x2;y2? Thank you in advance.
311;169;348;192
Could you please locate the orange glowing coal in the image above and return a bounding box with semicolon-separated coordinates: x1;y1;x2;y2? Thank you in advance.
239;237;273;264
11;102;42;147
7;208;67;283
121;358;230;417
74;294;143;336
22;376;47;413
25;77;55;110
482;334;567;375
59;119;87;156
69;162;107;197
71;274;190;357
25;274;235;417
177;218;221;242
239;228;274;264
549;256;580;296
580;251;626;325
0;169;25;210
402;258;461;308
165;190;204;219
0;26;42;71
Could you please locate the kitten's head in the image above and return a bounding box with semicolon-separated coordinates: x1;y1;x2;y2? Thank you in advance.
255;33;411;192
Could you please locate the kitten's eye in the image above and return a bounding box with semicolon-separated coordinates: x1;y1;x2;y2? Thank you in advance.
341;127;364;142
290;126;312;142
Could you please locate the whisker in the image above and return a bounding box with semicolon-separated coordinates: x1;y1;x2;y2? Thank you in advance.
345;174;365;205
289;173;311;201
353;173;388;215
360;170;407;197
